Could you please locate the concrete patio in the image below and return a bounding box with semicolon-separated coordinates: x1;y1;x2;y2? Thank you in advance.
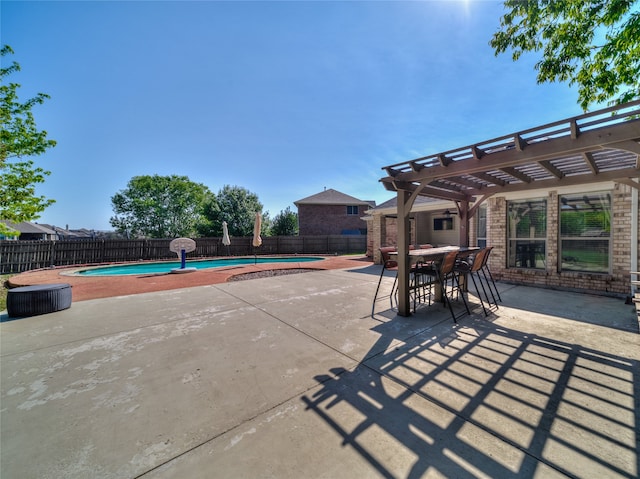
1;262;639;478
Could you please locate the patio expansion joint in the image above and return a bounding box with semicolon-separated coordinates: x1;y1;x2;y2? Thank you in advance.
214;285;364;364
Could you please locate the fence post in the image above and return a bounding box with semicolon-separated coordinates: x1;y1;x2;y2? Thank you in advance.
100;239;105;263
50;240;56;267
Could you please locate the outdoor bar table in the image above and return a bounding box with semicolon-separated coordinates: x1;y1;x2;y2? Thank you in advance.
389;246;479;308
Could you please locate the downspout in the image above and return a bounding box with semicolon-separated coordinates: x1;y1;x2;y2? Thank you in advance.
631;180;638;296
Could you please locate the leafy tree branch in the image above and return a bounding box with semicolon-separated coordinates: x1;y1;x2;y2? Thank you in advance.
1;45;57;236
491;0;640;110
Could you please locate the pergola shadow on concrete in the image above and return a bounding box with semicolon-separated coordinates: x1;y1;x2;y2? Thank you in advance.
2;268;638;478
380;101;640;316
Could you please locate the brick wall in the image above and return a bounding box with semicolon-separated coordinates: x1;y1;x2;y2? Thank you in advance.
488;185;639;296
371;216;417;264
298;204;368;236
369;183;639;296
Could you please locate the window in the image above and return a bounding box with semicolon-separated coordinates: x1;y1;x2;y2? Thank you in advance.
433;217;453;230
507;199;546;269
476;204;487;248
346;205;358;215
559;192;611;273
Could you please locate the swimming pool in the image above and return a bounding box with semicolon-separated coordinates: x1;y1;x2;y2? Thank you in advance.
77;256;323;276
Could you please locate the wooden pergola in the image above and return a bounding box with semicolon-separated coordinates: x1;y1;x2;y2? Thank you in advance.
379;100;640;316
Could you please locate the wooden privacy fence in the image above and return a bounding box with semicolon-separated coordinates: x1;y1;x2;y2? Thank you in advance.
0;235;367;274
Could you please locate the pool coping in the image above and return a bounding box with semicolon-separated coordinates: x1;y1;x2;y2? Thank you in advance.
7;255;373;302
63;255;327;276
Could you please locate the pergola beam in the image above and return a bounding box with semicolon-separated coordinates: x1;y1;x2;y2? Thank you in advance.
477;167;640;196
514;134;527;151
500;167;533;184
470;172;506;187
381;179;471;202
539;160;565;179
612;140;640;155
448;175;486;189
472;145;484;160
616;178;640;190
570;119;580;139
429;180;465;193
582;152;599;174
438;154;452;167
380;119;640;186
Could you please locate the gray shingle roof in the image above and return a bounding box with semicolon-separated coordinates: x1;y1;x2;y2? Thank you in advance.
0;220;56;234
372;195;441;210
294;189;375;207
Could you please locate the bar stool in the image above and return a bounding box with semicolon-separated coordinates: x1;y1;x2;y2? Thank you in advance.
454;248;496;316
439;250;471;322
411;260;435;312
372;247;399;315
480;246;502;303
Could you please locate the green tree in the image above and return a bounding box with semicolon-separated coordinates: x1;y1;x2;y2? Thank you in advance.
271;206;298;236
110;175;212;238
1;45;57;236
197;185;265;237
491;0;640;110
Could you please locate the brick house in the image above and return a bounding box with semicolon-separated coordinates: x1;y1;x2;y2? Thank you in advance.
367;183;639;296
294;189;375;236
372;101;640;315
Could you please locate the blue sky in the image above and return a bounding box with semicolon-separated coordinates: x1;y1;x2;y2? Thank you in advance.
3;0;584;231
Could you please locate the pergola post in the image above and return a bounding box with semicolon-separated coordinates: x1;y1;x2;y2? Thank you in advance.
396;189;412;316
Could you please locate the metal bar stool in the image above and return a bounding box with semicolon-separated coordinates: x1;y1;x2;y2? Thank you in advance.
372;247;399;315
480;246;502;303
411;260;436;312
434;250;470;323
454;248;496;316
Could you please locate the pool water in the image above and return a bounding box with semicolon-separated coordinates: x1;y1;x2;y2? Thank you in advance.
78;256;323;276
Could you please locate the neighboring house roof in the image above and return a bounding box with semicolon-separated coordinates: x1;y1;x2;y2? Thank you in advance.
294;188;375;207
368;195;446;215
39;224;95;238
74;228;95;238
0;220;57;235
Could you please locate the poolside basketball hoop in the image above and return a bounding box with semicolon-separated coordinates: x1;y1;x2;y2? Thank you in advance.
169;238;197;274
